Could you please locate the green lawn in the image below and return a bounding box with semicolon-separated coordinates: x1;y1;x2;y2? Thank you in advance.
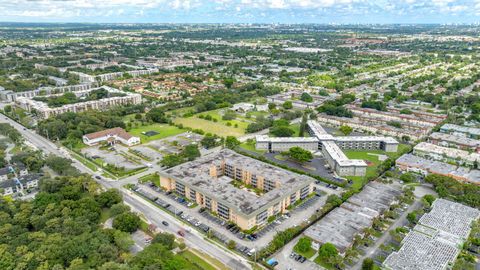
175;117;245;137
139;173;160;187
196;109;251;130
293;239;317;259
313;256;337;270
166;106;196;117
179;250;224;270
239;141;266;154
344;144;411;190
128;124;186;143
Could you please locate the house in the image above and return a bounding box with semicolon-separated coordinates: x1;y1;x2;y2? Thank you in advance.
82;127;140;146
0;174;41;196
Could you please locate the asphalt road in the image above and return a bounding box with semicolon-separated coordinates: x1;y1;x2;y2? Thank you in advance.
0;113;252;270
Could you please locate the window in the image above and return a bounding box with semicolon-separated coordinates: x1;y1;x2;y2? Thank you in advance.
175;182;185;196
189;189;196;201
256;210;268;225
217;202;230;220
205;196;212;210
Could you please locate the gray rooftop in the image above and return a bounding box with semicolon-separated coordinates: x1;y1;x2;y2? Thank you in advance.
161;149;315;217
384;199;480;270
304;182;401;252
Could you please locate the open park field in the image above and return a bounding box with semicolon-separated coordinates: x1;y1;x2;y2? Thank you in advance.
175;117;245;137
128;124;187;143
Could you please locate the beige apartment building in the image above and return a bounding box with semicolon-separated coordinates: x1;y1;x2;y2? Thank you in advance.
159;149;315;230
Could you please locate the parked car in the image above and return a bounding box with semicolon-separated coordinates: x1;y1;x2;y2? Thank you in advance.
177;230;185;237
162;221;169;226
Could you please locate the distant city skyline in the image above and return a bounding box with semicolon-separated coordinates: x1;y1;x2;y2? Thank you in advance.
1;0;480;24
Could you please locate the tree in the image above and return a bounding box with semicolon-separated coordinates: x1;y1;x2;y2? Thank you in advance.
400;172;415;183
339;125;353;136
326;194;343;207
287;147;313;163
96;189;123;208
112;212;141;233
160;154;184;168
407;212;417;224
282;101;293;110
295;237;312;253
110;203;130;216
152;232;175;250
268;103;276;110
113;230;135;252
225;136;240;149
270;126;295;137
362;258;375;270
300;92;313;102
182;144;200;161
201;134;219;149
422;194;436;207
227;240;236;250
299;113;308;137
146;107;168;123
223;78;235;88
318;243;338;263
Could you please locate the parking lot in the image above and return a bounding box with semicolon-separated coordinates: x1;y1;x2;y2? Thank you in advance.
131;181;337;257
146;132;203;156
81;145;146;170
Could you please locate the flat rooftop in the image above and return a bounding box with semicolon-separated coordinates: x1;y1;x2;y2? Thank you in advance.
384;199;479;270
430;132;480;147
304;182;401;252
161;149;315;217
441;124;480;136
414;142;480;163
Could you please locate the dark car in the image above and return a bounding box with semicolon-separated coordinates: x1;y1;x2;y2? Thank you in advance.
162;221;169;226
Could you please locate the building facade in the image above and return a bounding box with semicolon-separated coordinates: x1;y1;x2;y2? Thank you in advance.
82;127;140;146
16;86;142;119
256;120;399;177
159;149;315;230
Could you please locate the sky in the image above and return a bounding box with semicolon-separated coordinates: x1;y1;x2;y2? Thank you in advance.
1;0;480;24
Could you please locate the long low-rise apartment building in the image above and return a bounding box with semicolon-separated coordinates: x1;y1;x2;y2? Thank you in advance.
315;114;427;141
16;86;142;119
0;83;97;102
440;123;480;139
429;132;480;153
305;182;402;254
347;105;444;128
159;149;315;230
396;154;480;185
413;142;480;167
256;120;399;176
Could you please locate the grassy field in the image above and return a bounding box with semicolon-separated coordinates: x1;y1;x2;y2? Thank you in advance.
179;249;228;270
166;106;196;117
175;117;245;137
128;124;186;143
196;109;251;130
239;141;266;154
344;144;411;190
139;173;160;187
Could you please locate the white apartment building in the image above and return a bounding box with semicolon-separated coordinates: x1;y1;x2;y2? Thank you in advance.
256;120;399;177
413;142;480;167
16;86;142;119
